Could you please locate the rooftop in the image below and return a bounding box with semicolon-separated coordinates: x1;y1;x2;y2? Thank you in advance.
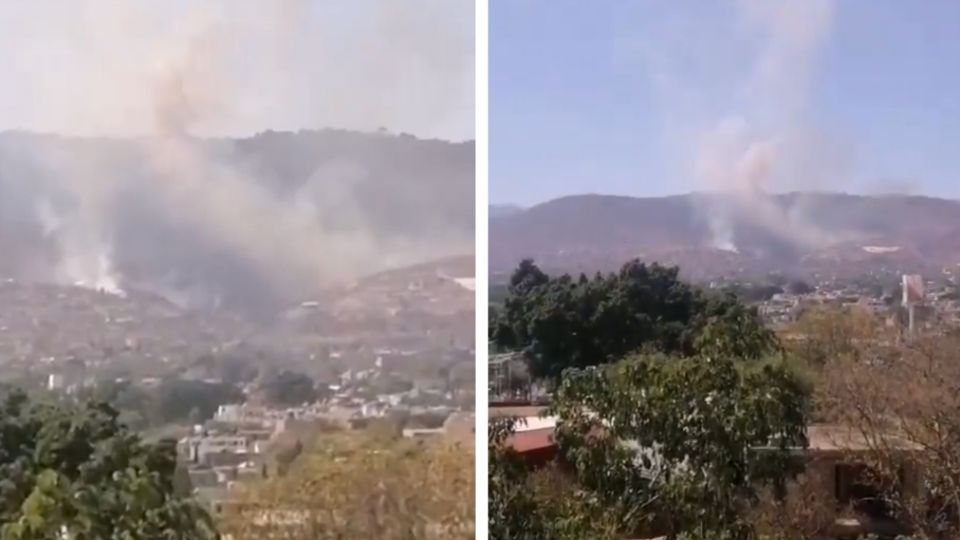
806;424;921;452
505;428;556;453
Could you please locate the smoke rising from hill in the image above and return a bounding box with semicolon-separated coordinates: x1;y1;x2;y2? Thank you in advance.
0;1;474;311
642;0;844;255
695;0;839;254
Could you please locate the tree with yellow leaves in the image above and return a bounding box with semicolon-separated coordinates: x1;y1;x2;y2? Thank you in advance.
219;427;474;540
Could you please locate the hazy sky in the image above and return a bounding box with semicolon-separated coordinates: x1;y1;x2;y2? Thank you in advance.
491;0;960;206
0;0;474;140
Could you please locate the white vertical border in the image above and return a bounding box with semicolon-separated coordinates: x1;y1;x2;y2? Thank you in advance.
474;0;489;536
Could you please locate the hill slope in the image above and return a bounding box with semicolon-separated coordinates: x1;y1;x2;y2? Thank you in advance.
490;192;960;281
0;129;474;312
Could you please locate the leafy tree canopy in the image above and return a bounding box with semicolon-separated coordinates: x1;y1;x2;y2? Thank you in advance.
153;378;244;425
547;354;810;538
488;417;619;540
258;370;320;407
84;377;244;428
491;259;778;380
0;390;216;539
785;280;814;296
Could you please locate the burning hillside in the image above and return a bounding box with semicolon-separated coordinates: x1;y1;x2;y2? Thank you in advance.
0;130;474;313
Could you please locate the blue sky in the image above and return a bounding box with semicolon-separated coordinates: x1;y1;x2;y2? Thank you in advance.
491;0;960;206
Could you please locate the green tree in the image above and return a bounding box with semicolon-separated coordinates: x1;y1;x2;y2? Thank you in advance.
0;390;216;539
488;418;618;540
547;354;810;538
726;282;783;303
217;355;260;385
785;280;814;295
694;292;780;360
151;378;244;425
258;370;318;407
491;259;777;381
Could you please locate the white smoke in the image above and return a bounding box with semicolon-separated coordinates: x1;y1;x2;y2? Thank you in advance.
36;198;123;295
0;0;474;304
690;0;840;252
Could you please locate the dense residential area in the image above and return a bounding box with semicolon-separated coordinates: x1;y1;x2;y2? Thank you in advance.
0;252;475;537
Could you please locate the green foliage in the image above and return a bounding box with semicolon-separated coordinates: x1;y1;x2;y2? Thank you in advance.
724;282;784;303
491;259;777;380
83;377;243;429
547;354;810;538
785;280;814;295
152;378;244;425
216;356;260;386
258;370;319;407
488;418;619;540
695;294;781;360
84;379;152;430
0;390;216;539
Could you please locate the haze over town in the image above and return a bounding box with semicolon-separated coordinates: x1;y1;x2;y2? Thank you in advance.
0;1;476;537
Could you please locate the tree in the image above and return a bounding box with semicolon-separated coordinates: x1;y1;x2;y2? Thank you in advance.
82;378;244;429
218;355;260;385
488;418;619;540
694;292;780;360
785;306;885;368
547;353;810;538
274;439;304;477
151;378;244;425
785;280;814;295
258;370;318;407
508;258;549;296
491;259;777;381
221;430;473;539
0;391;216;539
726;283;783;303
817;332;960;537
747;468;849;540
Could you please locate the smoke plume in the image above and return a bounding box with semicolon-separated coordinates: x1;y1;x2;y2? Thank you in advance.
694;0;838;253
0;0;474;310
640;0;845;254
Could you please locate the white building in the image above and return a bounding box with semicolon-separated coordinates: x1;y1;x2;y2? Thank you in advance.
47;373;65;391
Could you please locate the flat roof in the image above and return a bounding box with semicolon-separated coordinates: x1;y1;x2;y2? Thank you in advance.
505;428;556;453
807;424;921;452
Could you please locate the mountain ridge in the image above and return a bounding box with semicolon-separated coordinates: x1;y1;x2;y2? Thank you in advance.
0;129;474;313
490;191;960;282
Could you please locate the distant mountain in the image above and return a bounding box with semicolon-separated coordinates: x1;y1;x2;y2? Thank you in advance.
283;254;474;350
490;192;960;282
489;204;524;219
335;254;474;317
0;129;474;313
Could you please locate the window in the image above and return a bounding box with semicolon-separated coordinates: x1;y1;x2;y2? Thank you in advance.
835;462;892;519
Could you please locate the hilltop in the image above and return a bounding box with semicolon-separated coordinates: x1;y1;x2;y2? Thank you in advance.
0;129;474;313
490;192;960;282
